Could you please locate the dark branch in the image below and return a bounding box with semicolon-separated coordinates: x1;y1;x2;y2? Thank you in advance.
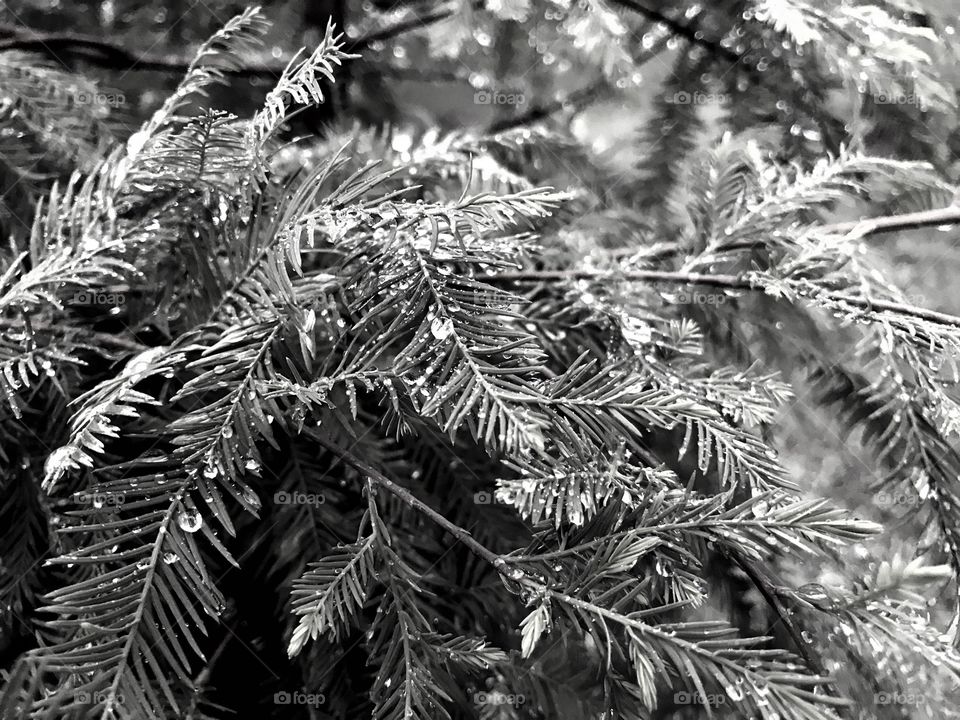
823;204;960;237
610;0;842;152
481;268;960;330
487;84;604;134
703;203;960;255
609;0;741;63
0;4;469;76
729;553;825;675
313;435;504;568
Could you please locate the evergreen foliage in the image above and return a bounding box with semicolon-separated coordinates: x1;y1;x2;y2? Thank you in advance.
1;1;960;719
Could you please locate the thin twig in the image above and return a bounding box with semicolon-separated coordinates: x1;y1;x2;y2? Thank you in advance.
319;438;845;698
617;203;960;261
728;555;850;718
314;435;503;568
822;204;960;237
730;554;822;672
2;318;147;352
485;21;675;133
487;85;604;133
479;268;960;330
715;204;960;248
183;628;233;720
609;0;741;63
81;330;147;353
610;0;842;152
0;4;476;76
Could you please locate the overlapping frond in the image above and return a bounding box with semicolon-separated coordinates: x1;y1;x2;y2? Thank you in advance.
0;51;115;173
324;188;564;456
755;0;954;112
288;533;377;655
131;5;269;142
249;19;355;149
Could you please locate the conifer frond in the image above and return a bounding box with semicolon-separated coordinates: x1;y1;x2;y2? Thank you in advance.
33;271;313;720
133;5;269;142
288;533;377;655
328;189;564;456
0;338;76;422
518;489;879;568
541;356;791;490
276;123;542;197
496;452;676;527
806;356;960;628
0;462;48;629
785;554;960;713
755;0;954;111
683;137;948;264
0;51;115;172
538;588;846;720
43;346;178;491
250;19;355;149
0;174;133;315
560;0;635;81
120;111;253;198
31;312;304;718
33;456;229;720
3;5;959;719
367;544;453;720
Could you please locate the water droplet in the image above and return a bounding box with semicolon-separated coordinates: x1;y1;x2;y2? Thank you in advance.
177;508;202;533
431;317;454;340
656;557;675;577
241;490;260;514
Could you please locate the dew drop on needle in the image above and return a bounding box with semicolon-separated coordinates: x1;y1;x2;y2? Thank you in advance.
177;508;202;533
